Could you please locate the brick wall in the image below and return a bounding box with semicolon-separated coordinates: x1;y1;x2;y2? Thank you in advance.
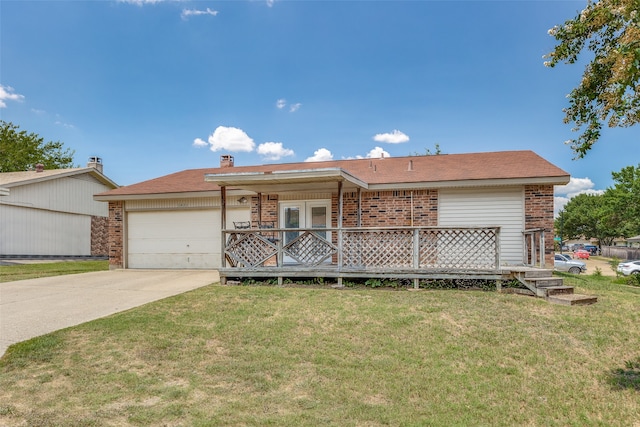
524;184;555;266
251;194;278;224
90;216;109;256
341;189;438;227
108;201;124;269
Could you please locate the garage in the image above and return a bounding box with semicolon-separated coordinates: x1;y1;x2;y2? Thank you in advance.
438;187;524;265
127;208;249;269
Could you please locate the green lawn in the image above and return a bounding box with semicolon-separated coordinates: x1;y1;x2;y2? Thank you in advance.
1;271;639;426
0;260;108;283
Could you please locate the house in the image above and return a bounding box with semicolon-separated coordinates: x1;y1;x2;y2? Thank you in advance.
0;158;118;258
95;150;569;280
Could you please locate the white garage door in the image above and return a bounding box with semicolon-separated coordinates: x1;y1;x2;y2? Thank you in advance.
127;209;249;269
438;187;524;265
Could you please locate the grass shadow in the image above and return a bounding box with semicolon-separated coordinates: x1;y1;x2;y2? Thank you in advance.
607;357;640;391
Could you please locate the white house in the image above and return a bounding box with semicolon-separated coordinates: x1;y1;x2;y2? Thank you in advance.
0;158;118;257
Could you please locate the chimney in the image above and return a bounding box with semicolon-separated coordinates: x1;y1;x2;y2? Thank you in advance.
220;155;234;168
87;156;103;173
35;163;44;173
408;159;414;171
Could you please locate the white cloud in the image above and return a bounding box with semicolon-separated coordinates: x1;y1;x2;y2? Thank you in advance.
0;85;25;108
366;146;390;158
373;129;409;144
207;126;255;152
257;142;294;160
305;148;333;162
117;0;168;5
193;137;208;147
181;7;218;20
266;0;276;7
276;98;301;112
289;103;302;112
554;177;605;217
555;177;604;198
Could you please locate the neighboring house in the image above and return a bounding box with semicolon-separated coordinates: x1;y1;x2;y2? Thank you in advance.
626;235;640;248
0;158;118;257
95;150;569;274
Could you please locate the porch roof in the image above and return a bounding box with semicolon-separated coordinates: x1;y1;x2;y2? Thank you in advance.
205;167;368;192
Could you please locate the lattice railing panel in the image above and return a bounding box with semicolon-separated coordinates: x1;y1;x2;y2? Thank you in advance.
419;229;497;269
225;233;278;268
284;231;337;266
342;230;413;268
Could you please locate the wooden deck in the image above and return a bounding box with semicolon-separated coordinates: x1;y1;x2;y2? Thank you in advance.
220;225;508;285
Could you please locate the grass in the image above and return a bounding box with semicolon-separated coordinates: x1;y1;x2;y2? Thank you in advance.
1;268;639;425
0;260;108;283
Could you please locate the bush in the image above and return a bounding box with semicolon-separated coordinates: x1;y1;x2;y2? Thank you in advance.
626;274;640;287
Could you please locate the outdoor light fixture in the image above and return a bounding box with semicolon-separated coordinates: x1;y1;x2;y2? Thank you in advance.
238;196;248;204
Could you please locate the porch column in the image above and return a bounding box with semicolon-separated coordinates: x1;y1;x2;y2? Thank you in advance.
257;192;262;224
220;186;227;270
337;180;344;286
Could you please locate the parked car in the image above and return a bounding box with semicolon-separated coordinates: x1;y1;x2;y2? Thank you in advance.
617;260;640;276
573;249;590;259
584;245;599;255
554;253;587;274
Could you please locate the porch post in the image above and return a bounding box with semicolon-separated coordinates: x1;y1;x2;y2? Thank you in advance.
337;180;343;286
257;192;262;224
220;186;227;270
539;230;545;268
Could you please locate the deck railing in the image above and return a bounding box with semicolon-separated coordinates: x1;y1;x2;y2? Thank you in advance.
223;226;501;272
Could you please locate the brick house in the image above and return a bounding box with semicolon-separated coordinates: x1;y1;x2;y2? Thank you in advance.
95;150;568;276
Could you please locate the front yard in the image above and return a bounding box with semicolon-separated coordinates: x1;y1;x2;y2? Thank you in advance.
0;267;639;426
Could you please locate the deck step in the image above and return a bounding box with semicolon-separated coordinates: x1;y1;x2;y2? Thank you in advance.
526;277;564;288
543;286;575;296
547;293;598;306
522;269;554;279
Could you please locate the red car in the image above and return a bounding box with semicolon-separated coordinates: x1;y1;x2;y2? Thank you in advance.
573;249;590;259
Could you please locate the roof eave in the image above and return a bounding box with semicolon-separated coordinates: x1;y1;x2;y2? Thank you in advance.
368;175;571;190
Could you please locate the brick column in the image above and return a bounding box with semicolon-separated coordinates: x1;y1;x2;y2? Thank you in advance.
108;201;124;269
524;185;555;266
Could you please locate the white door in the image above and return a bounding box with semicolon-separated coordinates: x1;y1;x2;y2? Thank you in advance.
280;200;331;264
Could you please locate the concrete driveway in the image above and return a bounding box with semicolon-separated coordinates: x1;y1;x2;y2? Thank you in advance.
0;269;219;357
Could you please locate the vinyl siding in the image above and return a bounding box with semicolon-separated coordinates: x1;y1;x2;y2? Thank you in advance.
438;187;524;265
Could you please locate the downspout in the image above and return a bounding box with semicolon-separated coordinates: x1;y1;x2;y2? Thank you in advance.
411;190;414;227
357;187;361;227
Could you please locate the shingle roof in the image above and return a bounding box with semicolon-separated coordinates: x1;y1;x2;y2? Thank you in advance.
96;150;569;198
0;167;118;188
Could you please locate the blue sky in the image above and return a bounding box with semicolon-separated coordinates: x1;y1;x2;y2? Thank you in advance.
1;0;637;212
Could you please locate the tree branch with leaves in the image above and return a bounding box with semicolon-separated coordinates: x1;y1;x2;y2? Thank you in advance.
545;0;640;157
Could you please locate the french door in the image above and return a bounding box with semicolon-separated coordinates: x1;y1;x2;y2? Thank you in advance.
279;200;331;264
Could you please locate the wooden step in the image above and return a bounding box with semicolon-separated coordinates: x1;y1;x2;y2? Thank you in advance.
547;293;598;306
522;269;554;279
544;286;574;296
526;277;564;288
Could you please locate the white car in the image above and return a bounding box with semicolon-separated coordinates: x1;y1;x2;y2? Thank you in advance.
554;253;587;274
617;260;640;276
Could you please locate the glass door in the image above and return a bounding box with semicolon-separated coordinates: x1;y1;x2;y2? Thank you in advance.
280;200;331;264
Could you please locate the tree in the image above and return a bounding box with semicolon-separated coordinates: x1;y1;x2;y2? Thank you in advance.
545;0;640;158
604;163;640;235
0;121;75;172
555;193;621;246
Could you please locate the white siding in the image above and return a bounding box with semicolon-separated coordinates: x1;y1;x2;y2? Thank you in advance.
2;174;110;216
438;187;524;265
0;205;90;255
126;208;250;269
